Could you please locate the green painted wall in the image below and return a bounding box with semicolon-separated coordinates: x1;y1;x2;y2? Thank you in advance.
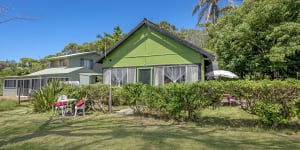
102;26;204;68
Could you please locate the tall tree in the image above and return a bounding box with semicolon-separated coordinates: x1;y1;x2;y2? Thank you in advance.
207;0;300;79
192;0;236;25
96;26;126;53
157;21;185;38
18;57;46;73
62;43;80;55
181;29;208;48
110;26;126;43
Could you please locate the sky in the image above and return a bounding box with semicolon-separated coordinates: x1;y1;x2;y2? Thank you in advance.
0;0;232;62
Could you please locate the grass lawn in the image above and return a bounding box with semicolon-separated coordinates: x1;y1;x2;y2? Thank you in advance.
0;99;18;111
0;103;299;150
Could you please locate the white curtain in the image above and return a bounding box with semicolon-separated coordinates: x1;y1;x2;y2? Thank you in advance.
164;66;186;83
186;65;198;83
128;67;136;83
111;68;128;86
103;69;111;85
154;67;164;85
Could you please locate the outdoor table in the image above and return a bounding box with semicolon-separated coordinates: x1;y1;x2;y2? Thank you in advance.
60;99;76;116
222;94;230;106
222;94;236;106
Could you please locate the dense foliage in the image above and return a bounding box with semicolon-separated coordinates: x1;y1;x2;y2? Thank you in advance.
30;79;300;126
31;80;64;112
120;80;300;125
207;0;300;79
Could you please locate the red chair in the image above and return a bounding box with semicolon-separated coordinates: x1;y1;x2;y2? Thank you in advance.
54;95;68;116
74;99;85;116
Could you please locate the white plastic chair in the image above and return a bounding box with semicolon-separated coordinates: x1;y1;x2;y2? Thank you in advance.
74;99;85;116
54;95;68;116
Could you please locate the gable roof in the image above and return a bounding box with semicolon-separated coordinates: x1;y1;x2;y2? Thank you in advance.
96;18;215;63
25;67;85;77
47;51;98;60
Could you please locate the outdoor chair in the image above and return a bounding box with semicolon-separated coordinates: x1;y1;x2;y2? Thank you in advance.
54;95;68;116
228;96;236;106
74;99;86;116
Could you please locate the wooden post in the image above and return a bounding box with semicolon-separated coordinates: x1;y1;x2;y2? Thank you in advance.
18;87;21;105
108;86;112;113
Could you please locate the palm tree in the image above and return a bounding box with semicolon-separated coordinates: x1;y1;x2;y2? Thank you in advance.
192;0;236;25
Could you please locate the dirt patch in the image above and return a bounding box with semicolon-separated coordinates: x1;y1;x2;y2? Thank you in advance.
115;108;134;115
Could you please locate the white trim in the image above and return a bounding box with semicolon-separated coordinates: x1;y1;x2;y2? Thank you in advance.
4;79;16;89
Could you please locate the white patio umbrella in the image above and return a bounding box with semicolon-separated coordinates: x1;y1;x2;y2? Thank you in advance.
205;70;238;79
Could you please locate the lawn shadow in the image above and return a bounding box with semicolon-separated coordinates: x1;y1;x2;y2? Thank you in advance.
195;116;261;128
1;111;299;150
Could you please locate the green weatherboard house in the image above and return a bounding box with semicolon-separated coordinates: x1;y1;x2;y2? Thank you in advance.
97;19;216;86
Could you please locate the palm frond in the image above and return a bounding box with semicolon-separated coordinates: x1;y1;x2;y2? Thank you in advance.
197;3;210;25
205;3;213;23
192;0;206;15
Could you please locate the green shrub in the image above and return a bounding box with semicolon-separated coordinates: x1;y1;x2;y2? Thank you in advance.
122;83;146;113
253;100;287;125
222;80;300;125
86;83;110;103
62;85;89;100
189;81;224;119
112;87;126;106
51;79;299;125
163;83;186;119
143;85;168;117
296;98;300;118
31;80;64;112
119;79;300;125
0;79;3;96
0;99;18;111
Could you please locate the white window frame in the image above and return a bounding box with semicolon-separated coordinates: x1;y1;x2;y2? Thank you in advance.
4;80;16;89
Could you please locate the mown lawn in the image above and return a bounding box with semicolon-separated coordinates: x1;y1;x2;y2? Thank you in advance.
0;103;299;150
0;99;18;111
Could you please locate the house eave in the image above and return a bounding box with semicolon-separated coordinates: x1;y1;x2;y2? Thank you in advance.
47;51;98;60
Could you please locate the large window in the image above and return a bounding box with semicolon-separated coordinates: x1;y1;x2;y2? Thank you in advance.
50;60;58;67
111;68;128;86
154;64;200;85
47;77;69;83
59;59;67;67
50;59;67;67
80;58;93;69
4;80;16;89
32;79;41;90
138;68;152;84
164;66;186;84
103;65;200;86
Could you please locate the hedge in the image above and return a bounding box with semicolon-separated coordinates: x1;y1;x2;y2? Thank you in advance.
32;80;300;125
120;80;300;125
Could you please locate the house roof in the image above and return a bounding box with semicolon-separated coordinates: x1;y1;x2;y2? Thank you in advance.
25;67;84;77
47;51;98;60
96;18;215;63
79;73;102;76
